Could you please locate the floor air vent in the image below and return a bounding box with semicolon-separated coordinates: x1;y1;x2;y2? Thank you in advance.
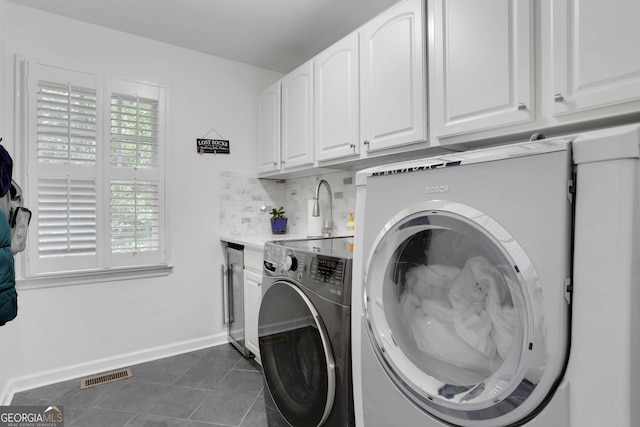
80;368;132;390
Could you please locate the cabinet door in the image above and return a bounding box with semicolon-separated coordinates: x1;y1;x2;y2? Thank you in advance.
360;0;426;153
281;61;314;170
430;0;533;138
315;32;360;162
552;0;640;116
257;81;281;174
244;269;262;363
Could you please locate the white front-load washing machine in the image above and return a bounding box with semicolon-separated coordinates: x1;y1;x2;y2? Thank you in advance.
352;124;640;427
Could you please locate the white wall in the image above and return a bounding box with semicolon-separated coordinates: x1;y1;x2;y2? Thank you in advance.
0;1;282;403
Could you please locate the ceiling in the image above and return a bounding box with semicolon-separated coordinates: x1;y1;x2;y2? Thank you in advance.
7;0;400;73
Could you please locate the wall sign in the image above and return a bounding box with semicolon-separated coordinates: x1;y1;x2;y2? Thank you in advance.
197;138;230;154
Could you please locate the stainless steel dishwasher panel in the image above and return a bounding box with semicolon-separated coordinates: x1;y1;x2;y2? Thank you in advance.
225;243;251;357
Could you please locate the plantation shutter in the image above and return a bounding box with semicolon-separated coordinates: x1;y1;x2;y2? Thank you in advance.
108;79;165;266
24;61;167;279
110;180;159;253
110;93;159;169
28;63;101;274
37;177;97;256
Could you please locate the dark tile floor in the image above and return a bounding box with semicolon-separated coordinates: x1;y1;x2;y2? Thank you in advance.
10;344;266;427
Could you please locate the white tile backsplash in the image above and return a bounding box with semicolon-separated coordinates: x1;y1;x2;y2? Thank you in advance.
219;170;357;237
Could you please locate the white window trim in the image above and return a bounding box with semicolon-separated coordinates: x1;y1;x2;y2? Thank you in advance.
17;265;174;290
18;58;171;287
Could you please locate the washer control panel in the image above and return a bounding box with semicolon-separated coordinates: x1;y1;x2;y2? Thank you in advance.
310;255;345;286
263;238;353;306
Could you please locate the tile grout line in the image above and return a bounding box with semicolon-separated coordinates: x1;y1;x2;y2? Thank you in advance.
182;352;261;424
120;411;141;427
184;359;237;422
237;385;265;427
169;348;215;387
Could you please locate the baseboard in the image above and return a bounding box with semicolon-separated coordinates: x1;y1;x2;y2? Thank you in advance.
1;332;228;405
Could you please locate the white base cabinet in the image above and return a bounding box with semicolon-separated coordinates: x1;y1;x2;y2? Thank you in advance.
242;246;264;364
243;269;262;364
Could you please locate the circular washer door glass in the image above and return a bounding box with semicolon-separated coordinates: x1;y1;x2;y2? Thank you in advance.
259;281;335;427
364;204;557;426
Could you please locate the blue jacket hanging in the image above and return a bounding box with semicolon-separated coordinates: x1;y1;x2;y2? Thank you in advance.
0;143;17;326
0;142;11;197
0;209;16;326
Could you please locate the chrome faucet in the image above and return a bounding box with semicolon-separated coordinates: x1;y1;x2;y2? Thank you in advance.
312;179;333;237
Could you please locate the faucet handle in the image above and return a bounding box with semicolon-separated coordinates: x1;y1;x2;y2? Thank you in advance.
322;220;332;237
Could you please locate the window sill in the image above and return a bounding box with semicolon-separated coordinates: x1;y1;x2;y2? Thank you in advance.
17;265;174;290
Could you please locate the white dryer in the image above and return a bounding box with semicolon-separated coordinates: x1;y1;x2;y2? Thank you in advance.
352;124;640;427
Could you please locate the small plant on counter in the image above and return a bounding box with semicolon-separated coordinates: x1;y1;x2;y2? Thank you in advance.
269;206;287;220
270;207;288;234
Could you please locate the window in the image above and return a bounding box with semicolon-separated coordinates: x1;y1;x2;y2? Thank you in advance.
24;62;167;280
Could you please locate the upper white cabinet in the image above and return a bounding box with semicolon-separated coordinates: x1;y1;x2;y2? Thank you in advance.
551;0;640;117
360;0;426;153
429;0;534;138
257;0;427;175
258;0;640;172
258;61;315;177
257;81;280;175
315;32;360;162
281;60;315;170
316;0;427;164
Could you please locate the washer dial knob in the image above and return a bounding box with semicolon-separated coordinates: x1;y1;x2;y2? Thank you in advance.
284;255;298;271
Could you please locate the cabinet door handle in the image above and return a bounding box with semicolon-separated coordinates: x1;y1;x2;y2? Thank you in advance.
363;140;370;151
349;143;355;149
228;263;235;323
221;265;229;324
517;103;527;111
554;93;564;103
272;161;277;166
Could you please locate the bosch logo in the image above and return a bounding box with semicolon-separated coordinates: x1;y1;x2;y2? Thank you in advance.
425;185;449;194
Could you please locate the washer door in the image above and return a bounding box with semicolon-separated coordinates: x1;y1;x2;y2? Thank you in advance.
364;202;567;426
259;280;336;427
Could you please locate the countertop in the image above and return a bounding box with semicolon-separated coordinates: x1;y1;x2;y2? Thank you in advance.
220;233;353;251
